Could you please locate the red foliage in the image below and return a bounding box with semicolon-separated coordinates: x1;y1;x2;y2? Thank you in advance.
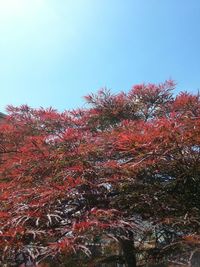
0;81;200;266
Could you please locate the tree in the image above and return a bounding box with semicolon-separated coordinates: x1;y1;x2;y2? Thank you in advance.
0;81;200;266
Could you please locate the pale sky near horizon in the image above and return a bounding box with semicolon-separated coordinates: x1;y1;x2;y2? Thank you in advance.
0;0;200;112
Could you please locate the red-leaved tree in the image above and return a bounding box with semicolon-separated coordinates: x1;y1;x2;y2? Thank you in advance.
0;81;200;267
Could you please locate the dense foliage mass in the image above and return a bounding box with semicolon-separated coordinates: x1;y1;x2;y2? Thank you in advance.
0;81;200;266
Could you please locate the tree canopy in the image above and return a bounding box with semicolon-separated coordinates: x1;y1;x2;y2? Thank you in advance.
0;81;200;267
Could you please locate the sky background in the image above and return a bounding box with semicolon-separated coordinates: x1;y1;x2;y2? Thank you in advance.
0;0;200;112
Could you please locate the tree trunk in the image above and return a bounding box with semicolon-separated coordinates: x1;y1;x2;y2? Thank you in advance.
191;250;200;267
120;239;136;267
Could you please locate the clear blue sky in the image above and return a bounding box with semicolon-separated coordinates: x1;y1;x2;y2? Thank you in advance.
0;0;200;112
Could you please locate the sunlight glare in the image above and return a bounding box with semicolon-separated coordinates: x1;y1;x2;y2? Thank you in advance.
0;0;44;19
